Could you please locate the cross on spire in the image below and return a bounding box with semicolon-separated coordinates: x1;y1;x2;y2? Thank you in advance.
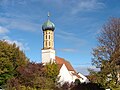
48;12;50;20
48;12;50;17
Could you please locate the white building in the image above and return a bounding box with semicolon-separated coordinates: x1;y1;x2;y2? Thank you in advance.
41;14;89;84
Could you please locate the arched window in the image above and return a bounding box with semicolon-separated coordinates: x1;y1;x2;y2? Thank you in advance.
49;41;50;46
49;35;50;39
46;42;47;47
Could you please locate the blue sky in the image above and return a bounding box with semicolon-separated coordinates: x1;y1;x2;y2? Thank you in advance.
0;0;120;75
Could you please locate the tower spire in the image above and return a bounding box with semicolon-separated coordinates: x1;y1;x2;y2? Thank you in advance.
41;13;55;64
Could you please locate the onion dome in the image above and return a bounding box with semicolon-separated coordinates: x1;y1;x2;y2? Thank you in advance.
42;20;55;31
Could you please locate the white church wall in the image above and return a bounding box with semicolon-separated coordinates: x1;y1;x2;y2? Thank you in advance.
58;64;73;84
69;71;78;82
117;73;120;81
42;49;55;64
78;72;89;83
72;75;78;82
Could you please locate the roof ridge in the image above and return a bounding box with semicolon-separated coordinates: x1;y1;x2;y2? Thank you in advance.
55;56;76;72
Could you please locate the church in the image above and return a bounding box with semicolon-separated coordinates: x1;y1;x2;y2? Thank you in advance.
41;14;89;84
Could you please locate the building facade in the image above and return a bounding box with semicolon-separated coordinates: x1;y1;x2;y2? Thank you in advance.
42;16;55;64
41;14;89;84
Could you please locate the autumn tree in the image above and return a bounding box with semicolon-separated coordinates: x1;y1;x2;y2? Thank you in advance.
0;40;28;87
91;18;120;88
0;40;60;89
7;62;59;90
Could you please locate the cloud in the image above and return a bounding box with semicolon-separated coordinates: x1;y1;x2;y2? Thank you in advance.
56;30;86;45
0;0;27;6
0;26;9;34
2;36;30;51
59;48;77;52
0;16;40;32
75;65;100;75
71;0;105;14
6;20;39;32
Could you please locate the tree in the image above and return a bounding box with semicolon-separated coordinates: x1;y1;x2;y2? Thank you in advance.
44;62;60;89
75;79;81;85
0;40;28;86
45;62;59;83
7;62;59;90
92;18;120;88
0;40;60;89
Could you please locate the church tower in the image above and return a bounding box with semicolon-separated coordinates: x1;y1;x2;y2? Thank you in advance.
41;13;55;64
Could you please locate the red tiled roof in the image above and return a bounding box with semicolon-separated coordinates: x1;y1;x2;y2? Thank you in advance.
55;56;81;78
57;64;63;71
72;72;81;78
55;56;75;71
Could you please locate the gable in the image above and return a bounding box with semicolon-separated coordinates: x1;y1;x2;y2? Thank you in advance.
55;56;75;71
55;56;81;79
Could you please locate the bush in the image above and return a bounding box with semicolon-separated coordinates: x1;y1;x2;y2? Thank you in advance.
71;82;105;90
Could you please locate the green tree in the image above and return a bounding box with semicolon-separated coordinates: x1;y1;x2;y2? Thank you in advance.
45;62;59;82
0;40;28;86
44;62;60;89
75;79;81;85
91;18;120;88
